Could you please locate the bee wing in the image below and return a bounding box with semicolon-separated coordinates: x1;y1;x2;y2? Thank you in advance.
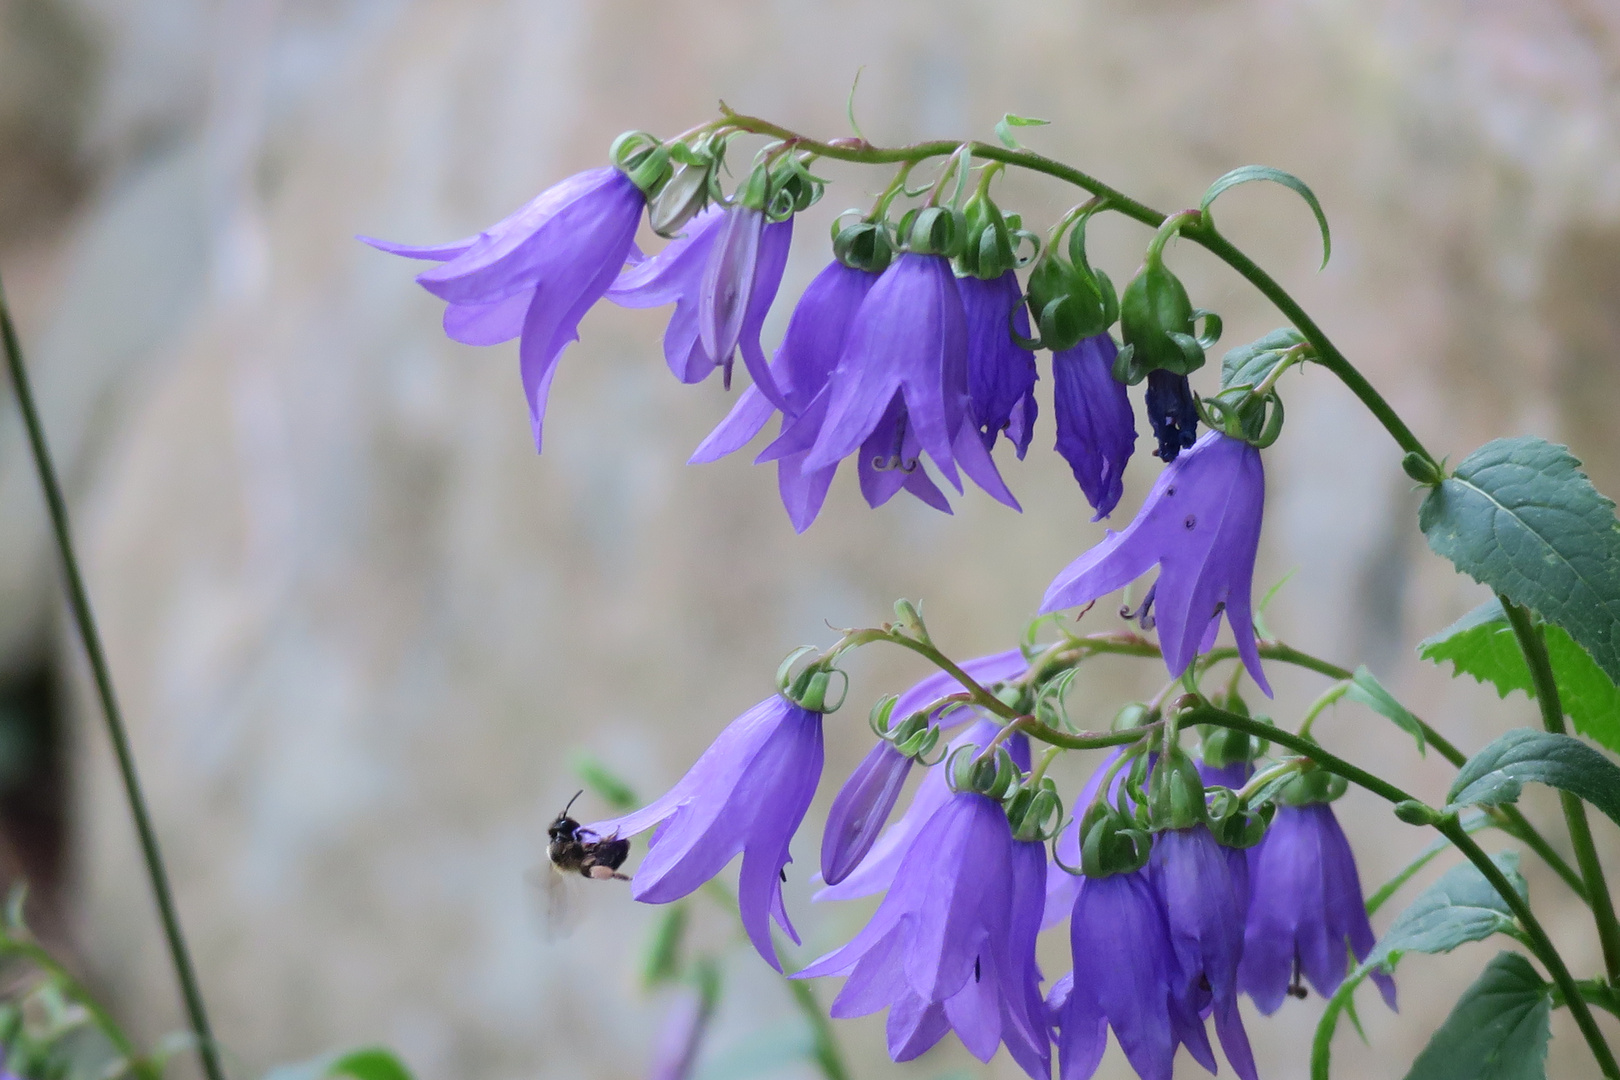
527;864;579;940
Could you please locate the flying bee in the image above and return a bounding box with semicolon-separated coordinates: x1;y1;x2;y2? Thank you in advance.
547;791;631;881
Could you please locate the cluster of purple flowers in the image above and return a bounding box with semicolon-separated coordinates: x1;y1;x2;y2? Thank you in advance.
363;156;1171;531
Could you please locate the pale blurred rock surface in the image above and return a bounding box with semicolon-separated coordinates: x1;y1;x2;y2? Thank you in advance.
2;0;1620;1077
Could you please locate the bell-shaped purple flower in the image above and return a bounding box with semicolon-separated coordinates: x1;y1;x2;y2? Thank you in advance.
766;254;1021;515
689;260;877;531
360;166;643;451
608;206;792;402
1144;370;1199;462
1049;870;1213;1080
1240;803;1398;1014
960;271;1038;458
1052;334;1136;520
583;695;822;971
1041;430;1271;696
1043;747;1134;928
1151;825;1258;1080
797;790;1050;1078
816;716;1028;903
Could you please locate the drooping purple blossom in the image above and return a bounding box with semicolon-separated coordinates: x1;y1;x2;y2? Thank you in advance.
1052;334;1136;520
1151;825;1259;1080
1041;430;1271;695
1144;369;1199;462
797;790;1050;1078
689;260;877;531
1049;870;1214;1080
608;206;793;402
360;166;644;451
583;695;822;971
960;271;1038;458
1240;802;1398;1014
1043;747;1126;928
815;716;1028;903
816;648;1028;897
765;254;1021;515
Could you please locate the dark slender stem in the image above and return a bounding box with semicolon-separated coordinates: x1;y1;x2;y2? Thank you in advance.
0;276;227;1080
1502;597;1620;983
1191;702;1619;1078
717;109;1439;469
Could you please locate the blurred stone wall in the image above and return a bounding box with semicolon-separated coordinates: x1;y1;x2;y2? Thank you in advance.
2;0;1620;1077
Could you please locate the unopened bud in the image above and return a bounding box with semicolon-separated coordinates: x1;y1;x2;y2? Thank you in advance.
1393;799;1444;826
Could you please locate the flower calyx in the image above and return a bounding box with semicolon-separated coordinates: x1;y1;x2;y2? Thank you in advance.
1197;693;1271;767
896;204;967;258
1147;747;1207;831
610;130;675;200
955;184;1037;280
646;135;729;236
946;741;1020;800
1274;750;1350;806
735;147;825;221
1205;785;1274;849
775;646;849;714
1003;774;1064;843
868;695;948;764
1115;212;1221;385
1075;799;1153;878
1023;205;1118;352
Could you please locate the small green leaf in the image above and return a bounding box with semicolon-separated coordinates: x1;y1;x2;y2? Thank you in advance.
1201;165;1332;267
1419;598;1620;753
327;1049;414;1080
994;114;1049;150
1447;729;1620;828
641;902;689;988
1220;328;1306;391
1369;852;1526;972
1345;666;1426;755
1418;437;1620;686
1401;952;1551;1080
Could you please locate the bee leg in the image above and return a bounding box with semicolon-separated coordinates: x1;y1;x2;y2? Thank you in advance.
588;865;630;881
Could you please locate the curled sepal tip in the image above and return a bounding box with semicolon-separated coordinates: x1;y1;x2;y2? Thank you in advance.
610;130;673;197
775;647;848;714
1074;800;1153;878
1004;775;1064;843
946;742;1020;800
1206;786;1274;849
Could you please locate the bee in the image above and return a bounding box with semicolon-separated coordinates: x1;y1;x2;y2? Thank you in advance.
547;791;630;881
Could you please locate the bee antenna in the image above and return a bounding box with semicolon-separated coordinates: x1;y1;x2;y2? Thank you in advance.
562;790;584;817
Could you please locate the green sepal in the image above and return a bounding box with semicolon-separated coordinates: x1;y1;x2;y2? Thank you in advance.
609;130;671;197
832;219;893;273
1277;764;1349;806
899;206;965;257
956;192;1018;279
1148;748;1207;830
1206;785;1274;849
1118;261;1212;380
1004;776;1064;842
1077;799;1154;878
949;742;1020;800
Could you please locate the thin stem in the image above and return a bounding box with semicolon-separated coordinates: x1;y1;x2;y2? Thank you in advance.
1190;703;1619;1077
715;108;1438;468
0;275;227;1080
1502;597;1620;983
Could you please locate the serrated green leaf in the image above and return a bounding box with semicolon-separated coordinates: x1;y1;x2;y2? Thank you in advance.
1220;328;1306;391
1401;952;1551;1080
1369;852;1526;972
1418;437;1620;686
1419;598;1620;753
994;114;1049;150
1447;728;1620;828
1201;165;1332;267
1344;666;1426;755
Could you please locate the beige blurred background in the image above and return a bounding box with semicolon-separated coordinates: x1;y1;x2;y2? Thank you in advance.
2;0;1620;1077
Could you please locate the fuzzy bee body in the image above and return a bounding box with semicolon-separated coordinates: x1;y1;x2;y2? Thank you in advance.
547;792;630;881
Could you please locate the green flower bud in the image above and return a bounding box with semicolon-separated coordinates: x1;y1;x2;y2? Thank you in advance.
956;193;1019;280
1393;799;1445;826
1277;766;1349;806
1149;748;1207;830
1004;776;1064;843
832;220;893;274
899;205;966;257
1079;800;1154;878
950;743;1019;800
1205;786;1275;849
1402;452;1445;486
648;162;713;237
1117;259;1219;383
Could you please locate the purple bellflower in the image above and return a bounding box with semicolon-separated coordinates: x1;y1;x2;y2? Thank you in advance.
1052;334;1137;520
1145;370;1200;462
763;254;1021;516
1049;870;1214;1080
1041;430;1271;696
360;166;643;451
583;694;822;971
1240;803;1398;1014
818;648;1029;890
689;260;877;531
960;271;1038;458
608;205;793;401
1151;826;1259;1080
798;789;1050;1078
1043;747;1127;929
816;716;1028;903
